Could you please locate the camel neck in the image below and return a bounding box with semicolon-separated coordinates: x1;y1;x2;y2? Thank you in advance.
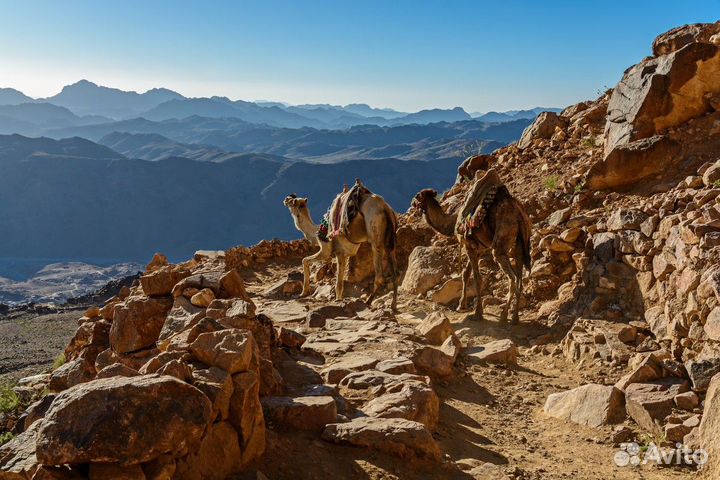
424;198;456;237
295;209;319;241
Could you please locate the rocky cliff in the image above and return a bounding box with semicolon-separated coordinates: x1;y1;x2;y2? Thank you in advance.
2;20;720;480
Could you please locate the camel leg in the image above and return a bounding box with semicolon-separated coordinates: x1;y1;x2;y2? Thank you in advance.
495;254;516;324
335;253;347;300
366;244;384;306
388;248;398;312
467;248;485;321
457;257;472;312
301;249;326;297
511;259;523;325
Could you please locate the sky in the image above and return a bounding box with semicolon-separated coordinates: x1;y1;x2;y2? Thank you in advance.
0;1;718;112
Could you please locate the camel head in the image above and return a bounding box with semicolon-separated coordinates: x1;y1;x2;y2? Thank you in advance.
412;189;438;212
283;194;309;219
458;154;492;181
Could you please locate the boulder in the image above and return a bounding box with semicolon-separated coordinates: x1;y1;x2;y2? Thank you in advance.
228;371;266;467
48;356;96;392
412;334;461;377
415;312;454;345
518;112;567;150
35;375;212;465
157;297;206;349
606;209;648;231
653;22;720;55
625;379;689;435
140;266;191;297
277;327;306;349
191;366;234;421
543;384;626;427
705;307;720;341
190;288;215;308
685;357;720;391
699;373;720;476
703;160;720;187
674;391;700;411
465;339;518;365
88;463;145;480
188;329;258;374
400;246;451;295
96;362;140;379
173;422;241;480
376;357;417;375
110;295;173;354
429;276;476;306
261;396;337;431
322;417;441;461
0;421;41;479
321;354;379;384
360;380;439;430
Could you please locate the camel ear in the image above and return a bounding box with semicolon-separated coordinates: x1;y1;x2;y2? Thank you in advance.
431;189;438;197
299;198;308;206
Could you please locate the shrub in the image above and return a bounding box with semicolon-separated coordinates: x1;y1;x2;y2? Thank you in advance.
544;176;559;191
52;353;66;370
0;385;19;413
574;180;586;193
581;135;598;148
713;179;720;188
0;432;13;446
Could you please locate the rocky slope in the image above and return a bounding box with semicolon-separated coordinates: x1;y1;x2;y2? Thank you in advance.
2;20;720;480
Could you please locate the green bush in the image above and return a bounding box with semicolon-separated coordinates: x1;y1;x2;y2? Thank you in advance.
581;135;598;148
544;176;559;191
714;179;720;188
0;431;14;446
52;353;66;370
0;385;19;413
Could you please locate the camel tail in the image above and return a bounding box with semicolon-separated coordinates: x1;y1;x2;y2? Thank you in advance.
384;206;398;251
518;210;532;272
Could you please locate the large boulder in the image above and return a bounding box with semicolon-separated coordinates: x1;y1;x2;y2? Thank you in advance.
0;421;41;479
517;111;567;149
140;265;191;297
699;373;720;476
652;22;720;56
625;379;689;435
543;384;626;427
188;329;258;374
322;417;441;461
110;295;173;354
360;380;439;430
400;246;451;295
261;396;337;431
35;375;213;465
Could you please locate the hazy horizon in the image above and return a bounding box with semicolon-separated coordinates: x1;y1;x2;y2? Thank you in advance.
1;1;718;112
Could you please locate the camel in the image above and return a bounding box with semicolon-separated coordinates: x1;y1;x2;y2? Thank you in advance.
283;182;399;310
457;154;493;182
412;171;531;324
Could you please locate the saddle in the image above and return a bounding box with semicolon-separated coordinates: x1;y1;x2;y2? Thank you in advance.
455;168;502;238
318;180;371;242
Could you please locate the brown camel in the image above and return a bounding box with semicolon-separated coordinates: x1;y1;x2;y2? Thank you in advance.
413;172;531;324
284;182;398;310
457;154;493;182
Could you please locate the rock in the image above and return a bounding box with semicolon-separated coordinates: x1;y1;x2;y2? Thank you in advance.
376;357;417;375
322;417;441;461
625;379;689;435
703;160;720;187
684;357;720;391
665;422;693;443
35;375;212;465
190;288;215;307
400;246;451;295
653;22;720;55
96;362;140;379
518;112;567;150
699;374;720;476
704;307;720;341
674;391;700;410
412;334;461;377
543;384;626;427
429;276;476;306
171;269;250;302
157;297;206;348
322;355;379;384
360;380;439;430
261;396;337;431
0;421;41;479
277;327;306;348
607;209;648;231
156;359;192;382
228;371;266;467
547;207;572;226
415;312;453;345
140;266;191;297
219;269;251;301
65;320;110;360
262;272;303;297
188;329;258;374
110;295;173;354
465;339;518;365
173;422;241;480
615;353;663;391
562;319;637;366
191;366;233;421
15;394;56;433
48;356;96;392
89;463;145;480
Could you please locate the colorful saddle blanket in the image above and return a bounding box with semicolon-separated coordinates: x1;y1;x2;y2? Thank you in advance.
318;181;371;242
455;169;502;238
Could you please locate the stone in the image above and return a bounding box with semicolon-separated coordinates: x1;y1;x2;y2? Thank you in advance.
0;421;41;479
190;288;215;307
704;307;720;341
277;327;306;348
415;312;453;345
400;246;451;295
140;266;191;297
174;422;241;480
157;296;206;349
699;374;720;476
684;357;720;391
191;366;234;421
219;269;251;301
35;375;212;465
156;359;192;382
110;295;173;354
96;362;140;379
360;380;439;430
322;354;379;384
547;207;572;226
518;111;567;150
429;276;476;306
607;209;648;231
48;356;96;392
615;353;663;391
543;384;626;428
322;417;441;461
653;22;720;55
703;160;720;187
412;334;461;377
665;423;693;443
65;320;110;360
625;379;689;435
465;339;518;365
261;396;337;431
674;391;700;410
228;371;266;467
188;329;258;374
376;357;417;375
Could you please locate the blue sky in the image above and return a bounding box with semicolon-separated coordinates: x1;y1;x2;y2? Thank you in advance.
0;0;718;112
